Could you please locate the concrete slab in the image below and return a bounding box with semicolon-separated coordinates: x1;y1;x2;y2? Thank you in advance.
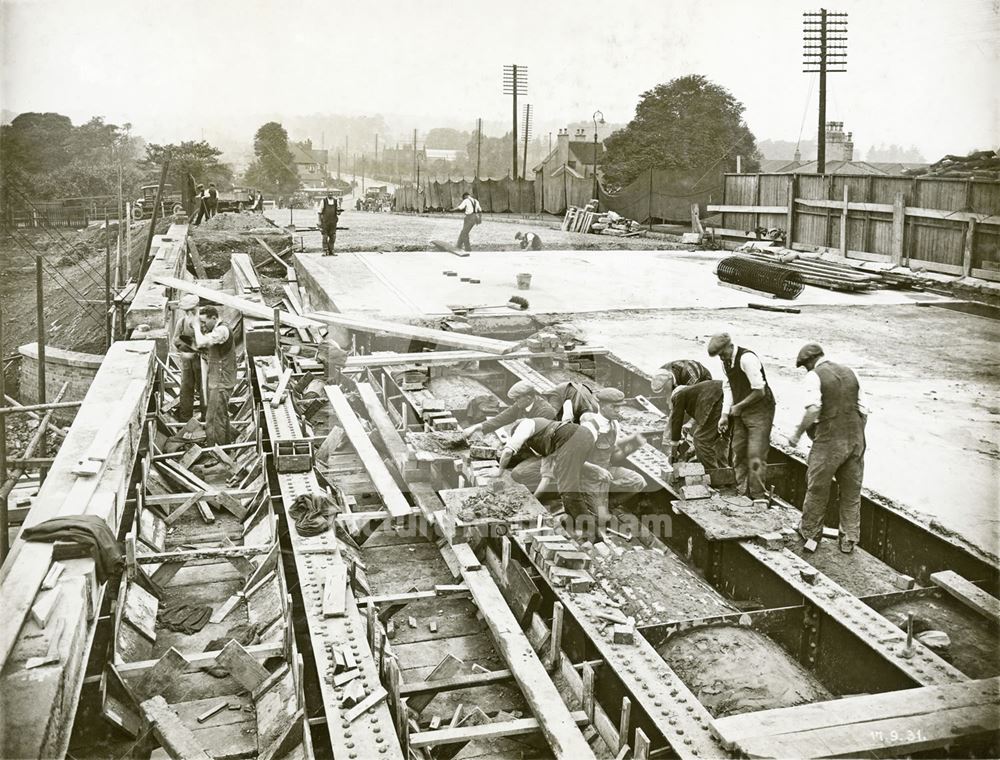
295;249;945;319
573;306;1000;559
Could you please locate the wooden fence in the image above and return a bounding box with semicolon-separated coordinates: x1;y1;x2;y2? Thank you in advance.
709;173;1000;281
3;197;124;229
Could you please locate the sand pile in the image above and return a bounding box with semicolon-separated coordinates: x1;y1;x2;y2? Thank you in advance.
199;212;278;232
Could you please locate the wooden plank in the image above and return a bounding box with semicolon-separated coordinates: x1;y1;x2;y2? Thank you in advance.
962;219;976;278
344;347;608;369
322;563;348;618
891;192;906;266
344;686;388;723
216;640;269;692
324;386;413;519
140;695;212;760
269;368;293;408
931;570;1000;622
151;275;321;329
410;711;590;748
399;669;514;697
735;703;998;759
356;382;410;467
187;238;208;279
707;204;788;214
406;654;467;714
309;310;518;356
713;676;999;748
209;593;242;625
454;543;597;759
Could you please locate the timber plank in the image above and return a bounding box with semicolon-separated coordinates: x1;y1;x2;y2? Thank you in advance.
931;570;1000;622
152;275;321;329
325;386;413;518
140;695;212;760
454;543;597;759
410;712;590;748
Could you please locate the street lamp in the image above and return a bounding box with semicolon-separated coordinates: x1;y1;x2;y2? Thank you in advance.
592;110;605;208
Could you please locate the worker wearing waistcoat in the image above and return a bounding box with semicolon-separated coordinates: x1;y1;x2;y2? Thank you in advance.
193;306;239;446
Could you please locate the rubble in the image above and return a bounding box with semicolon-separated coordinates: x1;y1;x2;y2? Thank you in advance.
199;211;280;232
562;201;645;237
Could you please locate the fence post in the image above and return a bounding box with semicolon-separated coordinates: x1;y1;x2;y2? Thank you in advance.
648;168;654;229
891;192;906;267
962;218;976;277
785;175;796;247
840;184;850;258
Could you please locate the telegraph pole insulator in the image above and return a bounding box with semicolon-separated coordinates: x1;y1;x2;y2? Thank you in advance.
803;8;848;174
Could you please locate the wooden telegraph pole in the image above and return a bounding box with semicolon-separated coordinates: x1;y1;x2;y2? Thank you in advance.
803;9;848;174
503;64;527;178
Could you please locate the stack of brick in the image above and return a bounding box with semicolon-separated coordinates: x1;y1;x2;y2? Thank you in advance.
516;526;594;593
670;461;714;501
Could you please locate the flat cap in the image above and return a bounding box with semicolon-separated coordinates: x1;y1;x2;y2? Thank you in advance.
179;294;200;310
595;387;625;404
650;371;674;394
796;343;824;367
507;380;537;400
707;332;732;357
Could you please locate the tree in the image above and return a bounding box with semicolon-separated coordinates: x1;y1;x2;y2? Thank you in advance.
601;75;760;189
425;128;472;150
244;121;299;199
144;140;233;206
866;143;926;164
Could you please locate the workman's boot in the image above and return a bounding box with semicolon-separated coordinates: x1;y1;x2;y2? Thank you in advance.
839;536;855;554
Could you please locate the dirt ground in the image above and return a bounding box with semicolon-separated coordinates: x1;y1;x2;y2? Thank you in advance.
265;207;678;252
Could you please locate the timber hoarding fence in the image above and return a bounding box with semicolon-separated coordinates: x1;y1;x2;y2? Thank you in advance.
393;167;722;223
710;173;1000;282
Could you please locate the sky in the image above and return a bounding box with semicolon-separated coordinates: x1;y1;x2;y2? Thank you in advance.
1;0;998;160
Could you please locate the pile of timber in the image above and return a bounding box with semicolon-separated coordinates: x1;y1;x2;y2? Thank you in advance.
562;203;644;237
905;149;1000;180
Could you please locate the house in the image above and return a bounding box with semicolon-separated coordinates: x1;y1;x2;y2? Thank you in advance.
290;140;329;188
425;148;464;162
533;128;605;179
759;123;929;176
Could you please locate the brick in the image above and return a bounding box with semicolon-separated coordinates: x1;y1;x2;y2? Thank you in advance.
553;551;591;570
755;532;785;550
800;568;819;585
612;624;635;644
683;474;711;486
673;461;706;479
680;484;712;500
894;574;915;590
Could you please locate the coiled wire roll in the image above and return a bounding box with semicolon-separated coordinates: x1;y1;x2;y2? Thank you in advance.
716;256;805;299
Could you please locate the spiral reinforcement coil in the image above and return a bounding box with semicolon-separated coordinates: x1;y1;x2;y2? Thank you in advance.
716;256;805;299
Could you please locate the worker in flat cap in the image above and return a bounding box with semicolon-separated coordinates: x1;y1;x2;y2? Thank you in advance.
463;380;556;439
788;343;869;554
650;359;713;401
576;386;646;521
171;293;203;422
668;380;729;471
708;332;775;501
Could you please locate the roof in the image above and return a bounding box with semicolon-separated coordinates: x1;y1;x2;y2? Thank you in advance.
568;141;604;165
425;148;463;161
760;158;805;173
289;142;328;166
546;163;586;179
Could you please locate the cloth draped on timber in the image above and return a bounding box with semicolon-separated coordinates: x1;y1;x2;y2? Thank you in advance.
22;515;123;582
158;601;212;634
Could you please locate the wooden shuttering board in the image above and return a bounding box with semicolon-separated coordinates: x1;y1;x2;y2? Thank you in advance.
454;543;598;759
325;386;412;519
930;570;1000;622
309;310;519;355
510;528;726;760
740;543;967;686
152;275;322;329
712;677;1000;758
345;347;608;369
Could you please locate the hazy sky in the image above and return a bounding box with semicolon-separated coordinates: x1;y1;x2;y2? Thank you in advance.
2;0;997;159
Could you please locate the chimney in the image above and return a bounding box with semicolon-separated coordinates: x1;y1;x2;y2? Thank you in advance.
842;131;854;162
557;128;570;163
793;147;802;162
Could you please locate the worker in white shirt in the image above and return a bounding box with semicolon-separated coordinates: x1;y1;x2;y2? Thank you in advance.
788;343;869;554
708;333;775;501
450;192;481;252
192;306;239;445
171;294;203;422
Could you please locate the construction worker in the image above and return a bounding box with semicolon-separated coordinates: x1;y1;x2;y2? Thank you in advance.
514;231;543;250
668;380;728;471
192;306;239;446
205;183;219;218
708;333;775;501
192;184;207;225
318;332;348;385
578;388;646;520
463;380;556;438
319;195;340;255
548;380;600;423
788;343;868;554
171;294;203;422
497;417;597;518
451;192;482;252
650;359;713;400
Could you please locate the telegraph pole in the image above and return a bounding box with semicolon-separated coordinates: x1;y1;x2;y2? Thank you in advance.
476;118;482;180
503;64;527;178
521;104;532;180
803;9;847;174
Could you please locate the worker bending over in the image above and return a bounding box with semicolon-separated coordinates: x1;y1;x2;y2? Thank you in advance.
514;231;543;250
171;294;203;422
464;380;556;438
577;388;646;521
549;380;600;423
650;359;713;399
668;380;728;471
497;417;597;518
192;306;240;446
708;333;775;501
788;343;868;554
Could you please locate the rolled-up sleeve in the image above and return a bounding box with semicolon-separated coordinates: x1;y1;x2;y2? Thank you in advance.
741;352;765;390
721;372;733;415
506;419;535;453
802;371;822;410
